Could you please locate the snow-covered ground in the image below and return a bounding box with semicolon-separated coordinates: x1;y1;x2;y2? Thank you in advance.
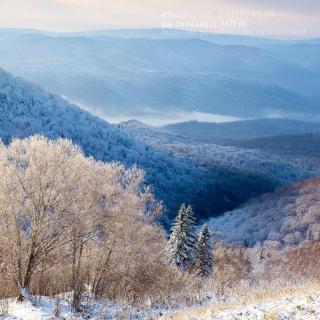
0;294;168;319
2;292;320;319
217;293;320;320
169;292;320;320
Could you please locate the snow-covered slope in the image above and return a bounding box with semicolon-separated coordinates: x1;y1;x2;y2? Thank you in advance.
0;68;275;224
214;293;320;320
0;294;165;319
1;68;318;225
1;68;208;224
3;290;320;319
170;292;320;320
207;177;320;247
0;29;319;122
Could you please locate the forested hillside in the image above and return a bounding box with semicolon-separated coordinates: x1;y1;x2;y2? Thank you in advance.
208;177;320;247
1;68;318;225
119;119;318;185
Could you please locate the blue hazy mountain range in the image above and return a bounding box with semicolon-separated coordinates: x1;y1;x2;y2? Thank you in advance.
0;28;319;124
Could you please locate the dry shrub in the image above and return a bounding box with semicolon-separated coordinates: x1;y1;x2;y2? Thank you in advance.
99;262;205;306
0;136;168;306
213;241;251;295
281;241;320;280
90;223;168;303
31;263;74;297
258;241;320;284
169;240;320;319
88;220;206;306
0;274;17;299
210;240;320;296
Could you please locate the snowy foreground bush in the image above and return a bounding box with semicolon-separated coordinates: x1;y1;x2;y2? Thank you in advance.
0;136;207;309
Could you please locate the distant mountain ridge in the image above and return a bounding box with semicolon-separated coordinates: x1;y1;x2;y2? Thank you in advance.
234;132;320;160
164;119;320;144
2;28;319;45
0;28;319;123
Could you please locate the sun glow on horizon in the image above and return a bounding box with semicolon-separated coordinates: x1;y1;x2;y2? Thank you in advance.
0;0;319;38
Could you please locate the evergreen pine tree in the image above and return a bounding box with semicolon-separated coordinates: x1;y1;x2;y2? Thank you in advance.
166;204;198;271
195;224;213;277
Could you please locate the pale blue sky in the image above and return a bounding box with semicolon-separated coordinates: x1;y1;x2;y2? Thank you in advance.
0;0;319;38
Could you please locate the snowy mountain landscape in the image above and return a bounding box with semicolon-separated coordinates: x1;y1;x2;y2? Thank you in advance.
3;68;319;225
1;1;320;317
1;63;320;318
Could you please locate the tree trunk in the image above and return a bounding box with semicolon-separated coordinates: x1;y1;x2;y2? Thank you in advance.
91;245;114;297
17;287;31;302
17;247;35;302
71;239;84;312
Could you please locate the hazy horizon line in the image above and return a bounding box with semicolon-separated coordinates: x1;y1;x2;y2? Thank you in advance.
0;27;318;41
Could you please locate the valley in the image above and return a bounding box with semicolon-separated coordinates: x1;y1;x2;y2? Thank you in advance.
2;68;319;227
0;21;320;320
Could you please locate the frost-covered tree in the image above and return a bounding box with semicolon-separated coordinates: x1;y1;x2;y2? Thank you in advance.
195;224;213;277
166;204;197;271
0;135;163;303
